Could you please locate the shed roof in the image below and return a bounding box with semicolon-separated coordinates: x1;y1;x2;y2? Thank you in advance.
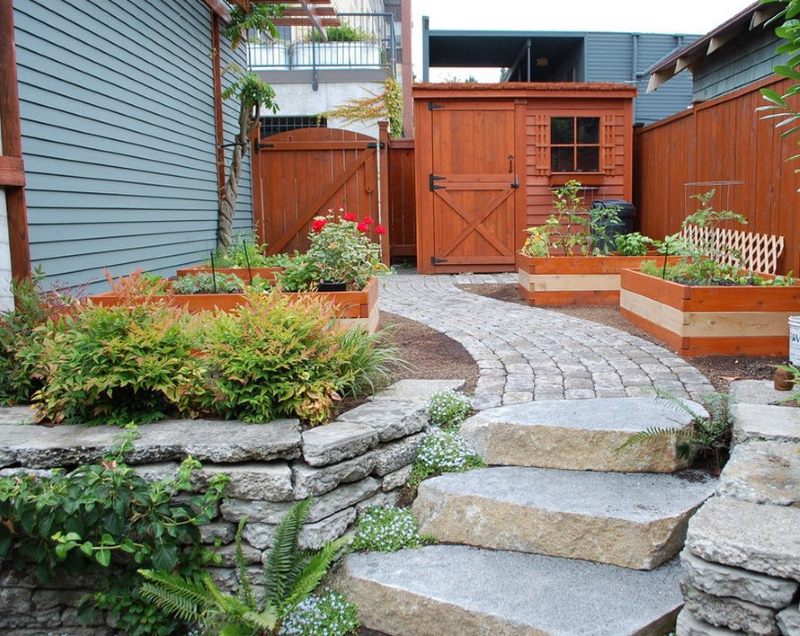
645;2;780;92
413;82;637;99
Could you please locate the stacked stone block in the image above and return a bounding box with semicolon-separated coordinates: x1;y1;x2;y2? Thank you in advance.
677;381;800;636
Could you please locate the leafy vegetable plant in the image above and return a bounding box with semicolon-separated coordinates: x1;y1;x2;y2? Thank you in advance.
172;272;245;295
614;232;653;257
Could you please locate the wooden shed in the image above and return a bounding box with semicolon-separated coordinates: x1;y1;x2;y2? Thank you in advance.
414;83;636;274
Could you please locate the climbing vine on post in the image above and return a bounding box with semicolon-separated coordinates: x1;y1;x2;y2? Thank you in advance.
319;77;404;138
216;4;281;249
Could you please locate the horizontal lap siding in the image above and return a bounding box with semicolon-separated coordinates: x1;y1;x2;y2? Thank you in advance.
636;77;800;275
15;0;252;292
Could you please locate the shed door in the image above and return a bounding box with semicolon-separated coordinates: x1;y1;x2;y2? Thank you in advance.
430;103;517;268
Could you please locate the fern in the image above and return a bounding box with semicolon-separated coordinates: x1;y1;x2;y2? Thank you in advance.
616;390;734;473
137;498;351;635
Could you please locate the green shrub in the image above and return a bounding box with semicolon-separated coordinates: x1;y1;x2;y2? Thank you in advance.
428;390;472;430
350;506;432;553
172;272;245;295
31;302;205;426
614;232;653;256
280;589;360;636
0;427;227;636
408;429;485;488
202;292;394;425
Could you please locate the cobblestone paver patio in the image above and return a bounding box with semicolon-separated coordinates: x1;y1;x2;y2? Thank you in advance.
379;272;714;410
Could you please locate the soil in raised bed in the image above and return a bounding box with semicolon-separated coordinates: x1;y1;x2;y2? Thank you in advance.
457;283;781;393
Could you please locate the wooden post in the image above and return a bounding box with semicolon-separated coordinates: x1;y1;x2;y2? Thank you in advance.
0;0;30;280
379;121;391;266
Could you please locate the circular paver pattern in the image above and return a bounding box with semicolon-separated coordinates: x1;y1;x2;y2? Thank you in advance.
379;271;713;410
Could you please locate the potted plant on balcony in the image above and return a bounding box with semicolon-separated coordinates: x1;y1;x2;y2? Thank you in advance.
517;180;675;306
619;191;800;356
293;24;381;69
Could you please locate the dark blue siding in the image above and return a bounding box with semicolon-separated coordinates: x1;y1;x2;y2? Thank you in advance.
14;0;253;291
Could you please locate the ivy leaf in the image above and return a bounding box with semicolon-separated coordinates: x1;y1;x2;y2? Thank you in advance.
80;541;94;557
151;545;178;571
95;549;111;567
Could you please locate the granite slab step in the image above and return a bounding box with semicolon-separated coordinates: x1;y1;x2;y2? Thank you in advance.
412;466;716;570
460;397;706;473
332;544;683;636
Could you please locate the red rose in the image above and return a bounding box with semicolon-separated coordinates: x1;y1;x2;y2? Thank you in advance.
357;222;369;233
361;216;374;226
311;218;328;233
342;212;357;222
375;224;387;235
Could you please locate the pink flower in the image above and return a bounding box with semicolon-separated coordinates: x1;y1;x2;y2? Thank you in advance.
311;218;328;233
375;224;387;235
342;212;357;222
361;216;374;226
356;222;369;233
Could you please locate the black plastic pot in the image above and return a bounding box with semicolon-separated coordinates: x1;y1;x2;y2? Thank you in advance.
317;281;347;292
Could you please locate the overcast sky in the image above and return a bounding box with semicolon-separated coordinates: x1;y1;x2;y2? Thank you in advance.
411;0;756;81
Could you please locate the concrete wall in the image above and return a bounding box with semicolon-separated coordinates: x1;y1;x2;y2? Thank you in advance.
270;80;386;138
13;0;252;293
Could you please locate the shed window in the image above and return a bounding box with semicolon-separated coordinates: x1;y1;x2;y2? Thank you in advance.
550;117;600;172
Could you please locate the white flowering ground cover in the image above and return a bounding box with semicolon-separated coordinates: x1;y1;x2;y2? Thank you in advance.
351;506;432;553
280;589;360;636
427;390;473;430
408;428;485;488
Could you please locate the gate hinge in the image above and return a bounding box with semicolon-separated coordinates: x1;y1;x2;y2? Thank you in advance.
366;142;386;149
429;174;446;191
511;180;520;189
428;102;445;110
431;256;448;265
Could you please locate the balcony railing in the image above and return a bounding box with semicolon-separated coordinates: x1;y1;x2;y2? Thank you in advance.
248;13;396;75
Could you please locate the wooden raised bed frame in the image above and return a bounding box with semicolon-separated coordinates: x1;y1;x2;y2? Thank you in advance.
517;254;679;306
619;269;800;356
89;277;380;334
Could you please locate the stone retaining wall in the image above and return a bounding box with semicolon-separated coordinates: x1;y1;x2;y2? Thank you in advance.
0;380;461;635
677;381;800;636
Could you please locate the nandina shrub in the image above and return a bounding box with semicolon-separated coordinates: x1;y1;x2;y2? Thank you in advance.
31;301;206;426
202;291;394;425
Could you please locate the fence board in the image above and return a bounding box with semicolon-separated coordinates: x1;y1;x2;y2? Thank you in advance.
635;76;800;274
388;138;416;261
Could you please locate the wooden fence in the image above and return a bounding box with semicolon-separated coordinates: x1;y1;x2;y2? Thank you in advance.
387;138;416;261
635;76;800;275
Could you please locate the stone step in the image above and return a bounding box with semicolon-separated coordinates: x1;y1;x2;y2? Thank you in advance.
412;466;715;570
332;544;683;636
460;397;707;473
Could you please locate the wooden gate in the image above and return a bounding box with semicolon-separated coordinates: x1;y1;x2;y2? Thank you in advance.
416;100;522;274
251;124;389;260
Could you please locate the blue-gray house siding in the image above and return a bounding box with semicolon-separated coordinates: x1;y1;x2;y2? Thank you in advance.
14;0;252;292
691;26;787;102
584;33;697;125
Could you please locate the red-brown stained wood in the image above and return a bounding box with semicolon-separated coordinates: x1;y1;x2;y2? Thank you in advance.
414;84;636;274
388;138;416;260
519;254;675;275
635;76;800;276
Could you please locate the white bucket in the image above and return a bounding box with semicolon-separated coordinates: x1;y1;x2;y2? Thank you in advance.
790;316;800;365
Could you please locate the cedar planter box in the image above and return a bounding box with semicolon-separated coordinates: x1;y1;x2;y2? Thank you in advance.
517;254;680;306
619;268;800;356
88;277;380;334
175;266;284;284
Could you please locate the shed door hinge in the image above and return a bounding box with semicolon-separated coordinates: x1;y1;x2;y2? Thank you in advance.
428;102;445;110
431;256;448;265
429;174;445;191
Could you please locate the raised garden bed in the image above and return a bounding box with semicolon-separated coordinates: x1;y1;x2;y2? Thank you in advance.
517;254;680;306
89;277;380;333
175;266;284;283
619;268;800;356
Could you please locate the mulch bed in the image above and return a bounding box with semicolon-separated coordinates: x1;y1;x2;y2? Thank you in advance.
378;312;480;394
457;283;781;393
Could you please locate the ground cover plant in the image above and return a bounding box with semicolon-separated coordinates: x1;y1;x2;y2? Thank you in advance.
139;498;353;636
0;427;227;636
408;429;485;489
427;390;472;430
350;506;433;552
279;589;360;636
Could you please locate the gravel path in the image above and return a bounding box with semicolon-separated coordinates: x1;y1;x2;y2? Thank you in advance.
379;271;713;410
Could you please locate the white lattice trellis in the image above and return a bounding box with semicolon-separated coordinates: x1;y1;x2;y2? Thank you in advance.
680;224;785;275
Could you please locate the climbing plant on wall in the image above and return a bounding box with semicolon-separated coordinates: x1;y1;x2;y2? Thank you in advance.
319;77;403;138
